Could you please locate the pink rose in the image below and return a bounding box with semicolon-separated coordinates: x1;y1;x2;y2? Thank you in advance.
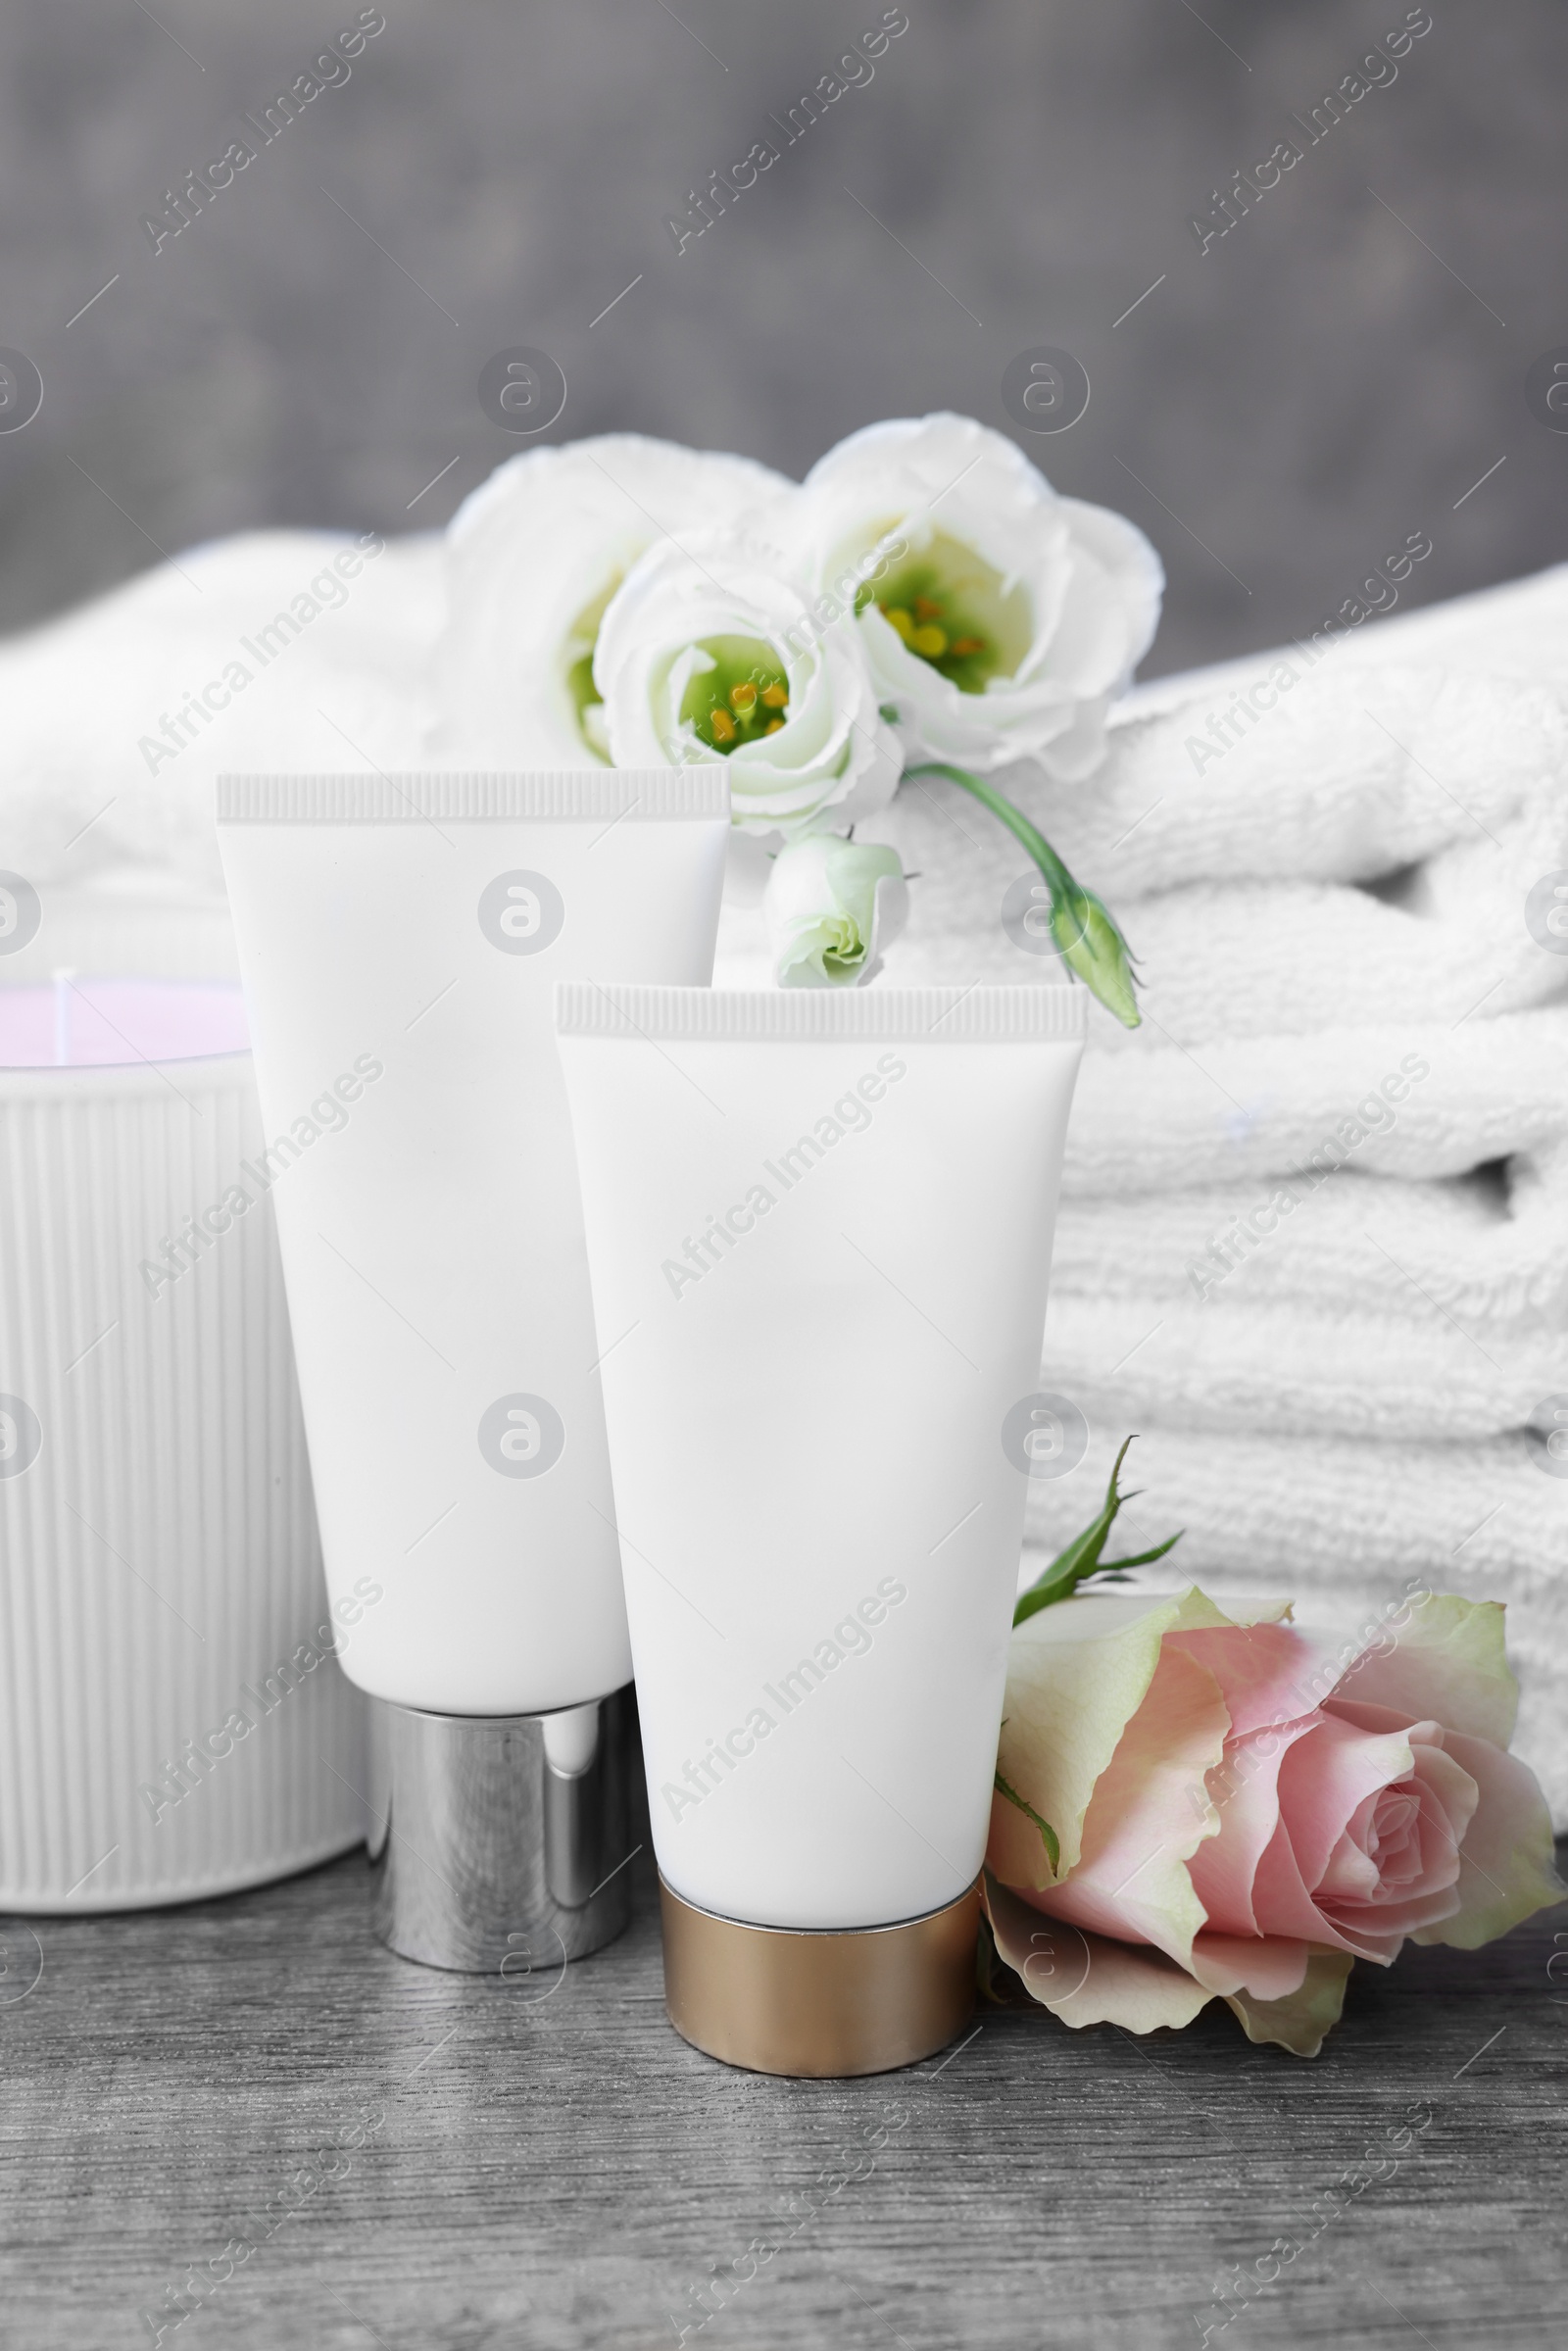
986;1588;1562;2054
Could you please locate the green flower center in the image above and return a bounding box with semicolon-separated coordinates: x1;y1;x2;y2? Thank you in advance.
858;532;1031;694
678;635;791;755
564;576;620;758
816;920;867;978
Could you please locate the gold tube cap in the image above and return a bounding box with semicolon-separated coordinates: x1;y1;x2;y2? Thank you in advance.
659;1877;980;2079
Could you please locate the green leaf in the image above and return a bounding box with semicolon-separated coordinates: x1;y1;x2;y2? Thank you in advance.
994;1770;1060;1873
1012;1437;1183;1626
1096;1535;1185;1575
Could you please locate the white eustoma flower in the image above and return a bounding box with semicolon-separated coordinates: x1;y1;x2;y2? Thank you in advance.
763;833;909;987
593;528;901;838
433;436;793;763
789;413;1164;780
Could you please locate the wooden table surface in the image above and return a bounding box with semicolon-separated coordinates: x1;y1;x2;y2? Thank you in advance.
3;1844;1565;2351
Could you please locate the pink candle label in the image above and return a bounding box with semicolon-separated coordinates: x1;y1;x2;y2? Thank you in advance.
0;979;250;1068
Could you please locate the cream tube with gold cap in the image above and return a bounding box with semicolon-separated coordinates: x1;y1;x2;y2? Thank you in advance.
557;982;1086;2074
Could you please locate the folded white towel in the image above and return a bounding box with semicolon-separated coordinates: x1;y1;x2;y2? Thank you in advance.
1024;662;1568;903
1097;867;1567;1040
1017;1419;1568;1826
1041;1291;1563;1445
0;530;442;899
1124;561;1568;714
1006;578;1568;1827
1062;1006;1568;1194
834;678;1568;1046
1054;1153;1568;1330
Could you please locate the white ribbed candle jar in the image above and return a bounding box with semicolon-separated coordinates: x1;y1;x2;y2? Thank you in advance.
0;1045;368;1910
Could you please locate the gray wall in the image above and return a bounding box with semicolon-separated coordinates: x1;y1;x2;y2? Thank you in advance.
0;0;1563;673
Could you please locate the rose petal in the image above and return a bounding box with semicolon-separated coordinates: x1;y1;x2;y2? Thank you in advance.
985;1883;1348;2057
1221;1949;1355;2059
1324;1697;1424;1735
1024;1641;1229;1970
1403;1740;1477;1890
1187;1713;1320;1937
1312;1742;1471;1942
1409;1727;1566;1949
1189;1933;1311;2002
992;1587;1292;1891
1337;1886;1458;1940
1167;1619;1324;1738
1331;1593;1519;1745
1275;1714;1415;1892
986;1877;1214;2035
1250;1809;1403;1963
1317;1820;1383;1902
1365;1787;1421;1883
992;1592;1187;1889
1308;1710;1479;1935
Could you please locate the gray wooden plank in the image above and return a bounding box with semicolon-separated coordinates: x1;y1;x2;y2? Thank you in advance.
2;1848;1564;2350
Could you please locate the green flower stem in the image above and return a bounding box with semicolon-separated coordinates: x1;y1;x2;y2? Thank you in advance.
905;759;1074;891
1012;1436;1183;1626
902;759;1143;1028
993;1770;1060;1872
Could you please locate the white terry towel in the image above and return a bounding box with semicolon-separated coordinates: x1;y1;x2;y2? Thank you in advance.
1124;561;1568;714
1063;1006;1568;1195
1090;872;1566;1040
1024;661;1568;903
1017;1420;1568;1828
1054;1152;1568;1332
1040;1290;1564;1445
845;675;1568;1041
0;528;442;904
1047;1051;1568;1447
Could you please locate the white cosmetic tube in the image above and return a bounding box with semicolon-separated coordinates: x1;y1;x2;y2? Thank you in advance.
557;983;1085;2073
217;773;729;1969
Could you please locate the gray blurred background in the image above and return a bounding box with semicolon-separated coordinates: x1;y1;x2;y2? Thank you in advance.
0;0;1563;674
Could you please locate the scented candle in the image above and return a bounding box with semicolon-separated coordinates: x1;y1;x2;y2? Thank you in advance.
0;972;365;1909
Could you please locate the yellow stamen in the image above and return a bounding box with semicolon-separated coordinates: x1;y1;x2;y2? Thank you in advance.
882;605;913;640
910;623;948;659
730;681;758;712
760;681;788;708
912;595;943;622
950;635;985;658
710;708;735;743
764;716;784;734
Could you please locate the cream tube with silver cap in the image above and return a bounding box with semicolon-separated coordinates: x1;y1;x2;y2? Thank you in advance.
368;1690;640;1974
558;982;1085;2071
218;773;729;1969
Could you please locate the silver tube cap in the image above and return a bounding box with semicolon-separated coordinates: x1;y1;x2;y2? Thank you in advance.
368;1684;637;1974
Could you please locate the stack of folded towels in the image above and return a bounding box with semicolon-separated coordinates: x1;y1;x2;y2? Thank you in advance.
3;539;1564;1818
866;564;1568;1823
